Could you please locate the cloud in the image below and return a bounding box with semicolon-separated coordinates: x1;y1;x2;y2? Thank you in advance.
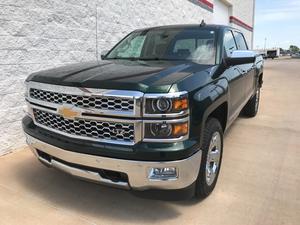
256;0;300;22
254;0;300;49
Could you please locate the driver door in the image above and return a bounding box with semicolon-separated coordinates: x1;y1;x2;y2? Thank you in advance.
223;30;245;121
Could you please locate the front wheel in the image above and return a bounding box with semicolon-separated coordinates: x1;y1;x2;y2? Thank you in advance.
195;118;223;199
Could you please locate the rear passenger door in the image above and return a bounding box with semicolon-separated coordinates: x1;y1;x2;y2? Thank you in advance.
233;31;255;100
223;30;244;120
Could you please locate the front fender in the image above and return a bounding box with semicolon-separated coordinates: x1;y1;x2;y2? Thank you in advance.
254;56;264;87
189;78;229;145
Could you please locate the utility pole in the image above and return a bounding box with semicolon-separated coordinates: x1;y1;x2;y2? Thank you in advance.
264;38;267;53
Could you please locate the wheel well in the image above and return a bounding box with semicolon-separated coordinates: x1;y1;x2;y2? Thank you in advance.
208;102;228;131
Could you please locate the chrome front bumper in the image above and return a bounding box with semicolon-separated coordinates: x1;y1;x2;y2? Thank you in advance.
25;134;202;191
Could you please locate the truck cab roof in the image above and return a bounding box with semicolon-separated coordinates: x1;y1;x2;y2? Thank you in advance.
134;24;241;32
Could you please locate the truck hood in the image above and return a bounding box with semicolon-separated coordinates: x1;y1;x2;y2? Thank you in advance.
27;60;214;93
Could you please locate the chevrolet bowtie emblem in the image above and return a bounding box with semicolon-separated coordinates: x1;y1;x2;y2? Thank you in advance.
58;106;80;119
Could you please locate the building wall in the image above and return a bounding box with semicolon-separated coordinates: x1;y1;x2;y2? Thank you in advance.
0;0;97;154
96;0;213;55
213;0;230;25
227;0;255;47
0;0;254;155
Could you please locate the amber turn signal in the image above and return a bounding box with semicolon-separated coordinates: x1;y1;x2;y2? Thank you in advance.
172;122;188;137
173;98;188;111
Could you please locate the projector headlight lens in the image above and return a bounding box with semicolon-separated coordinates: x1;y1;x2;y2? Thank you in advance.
144;92;188;114
153;98;172;112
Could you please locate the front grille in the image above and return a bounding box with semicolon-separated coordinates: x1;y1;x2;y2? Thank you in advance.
30;88;134;112
33;109;135;143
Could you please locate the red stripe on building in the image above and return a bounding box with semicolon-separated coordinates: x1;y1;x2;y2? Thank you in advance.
198;0;214;9
229;16;253;32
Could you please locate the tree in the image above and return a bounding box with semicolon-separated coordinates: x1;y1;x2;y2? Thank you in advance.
280;48;284;54
289;45;299;53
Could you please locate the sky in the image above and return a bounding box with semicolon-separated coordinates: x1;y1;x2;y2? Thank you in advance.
254;0;300;49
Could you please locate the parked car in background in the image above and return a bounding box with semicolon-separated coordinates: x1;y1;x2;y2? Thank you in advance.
292;53;300;58
23;24;264;200
266;49;279;59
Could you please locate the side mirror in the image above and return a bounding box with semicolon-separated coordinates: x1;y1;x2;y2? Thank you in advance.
100;50;109;60
225;50;256;66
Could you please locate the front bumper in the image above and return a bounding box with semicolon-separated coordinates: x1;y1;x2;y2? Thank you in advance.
25;134;202;191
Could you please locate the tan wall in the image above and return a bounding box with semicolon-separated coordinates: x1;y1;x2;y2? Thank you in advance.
225;0;255;48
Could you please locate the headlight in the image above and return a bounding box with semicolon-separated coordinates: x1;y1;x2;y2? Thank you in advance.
143;92;189;142
144;119;189;141
144;92;188;115
153;98;172;112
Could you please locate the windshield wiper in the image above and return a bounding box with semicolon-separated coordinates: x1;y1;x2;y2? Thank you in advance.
106;57;186;61
106;57;140;61
138;57;185;61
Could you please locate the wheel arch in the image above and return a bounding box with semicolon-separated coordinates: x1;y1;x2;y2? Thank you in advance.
191;78;229;146
207;102;228;131
258;72;263;88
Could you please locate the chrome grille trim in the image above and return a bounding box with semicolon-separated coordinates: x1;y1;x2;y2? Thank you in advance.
30;88;134;112
26;82;143;118
32;108;142;145
25;81;143;145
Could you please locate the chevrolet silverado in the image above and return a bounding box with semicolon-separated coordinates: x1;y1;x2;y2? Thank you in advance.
23;24;263;200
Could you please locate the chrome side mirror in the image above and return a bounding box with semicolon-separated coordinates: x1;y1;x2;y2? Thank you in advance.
225;50;256;66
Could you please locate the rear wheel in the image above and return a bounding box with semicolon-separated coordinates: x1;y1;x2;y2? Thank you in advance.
243;87;260;117
195;118;223;199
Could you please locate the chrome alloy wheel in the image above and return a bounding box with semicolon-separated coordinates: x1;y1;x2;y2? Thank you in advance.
205;131;222;186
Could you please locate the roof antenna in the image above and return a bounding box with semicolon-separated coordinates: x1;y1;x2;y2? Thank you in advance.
200;19;206;27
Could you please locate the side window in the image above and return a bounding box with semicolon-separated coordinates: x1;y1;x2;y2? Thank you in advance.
233;32;248;50
224;30;237;56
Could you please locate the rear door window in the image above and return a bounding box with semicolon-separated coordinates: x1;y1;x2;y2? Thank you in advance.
233;32;248;50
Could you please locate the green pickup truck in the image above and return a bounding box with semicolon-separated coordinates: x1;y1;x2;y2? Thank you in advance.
23;24;263;200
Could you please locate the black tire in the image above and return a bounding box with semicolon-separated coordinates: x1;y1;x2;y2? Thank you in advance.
243;87;260;117
195;118;223;199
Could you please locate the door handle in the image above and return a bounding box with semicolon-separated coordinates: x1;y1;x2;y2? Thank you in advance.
234;67;246;74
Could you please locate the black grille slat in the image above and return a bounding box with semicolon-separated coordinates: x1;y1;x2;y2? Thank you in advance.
30;88;134;112
33;109;135;143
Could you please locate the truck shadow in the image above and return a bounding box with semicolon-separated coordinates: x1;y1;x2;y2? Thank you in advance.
14;155;190;223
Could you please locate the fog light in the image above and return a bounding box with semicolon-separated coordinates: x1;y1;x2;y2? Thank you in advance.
148;167;178;180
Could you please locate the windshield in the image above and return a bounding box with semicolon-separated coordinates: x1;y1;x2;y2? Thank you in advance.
105;28;216;65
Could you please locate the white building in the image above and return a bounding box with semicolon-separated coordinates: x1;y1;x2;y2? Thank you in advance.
96;0;255;56
0;0;255;155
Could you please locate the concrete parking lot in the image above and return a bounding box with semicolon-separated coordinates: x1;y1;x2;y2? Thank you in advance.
0;59;299;225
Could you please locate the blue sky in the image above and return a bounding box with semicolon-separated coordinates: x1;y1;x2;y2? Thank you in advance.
254;0;300;49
